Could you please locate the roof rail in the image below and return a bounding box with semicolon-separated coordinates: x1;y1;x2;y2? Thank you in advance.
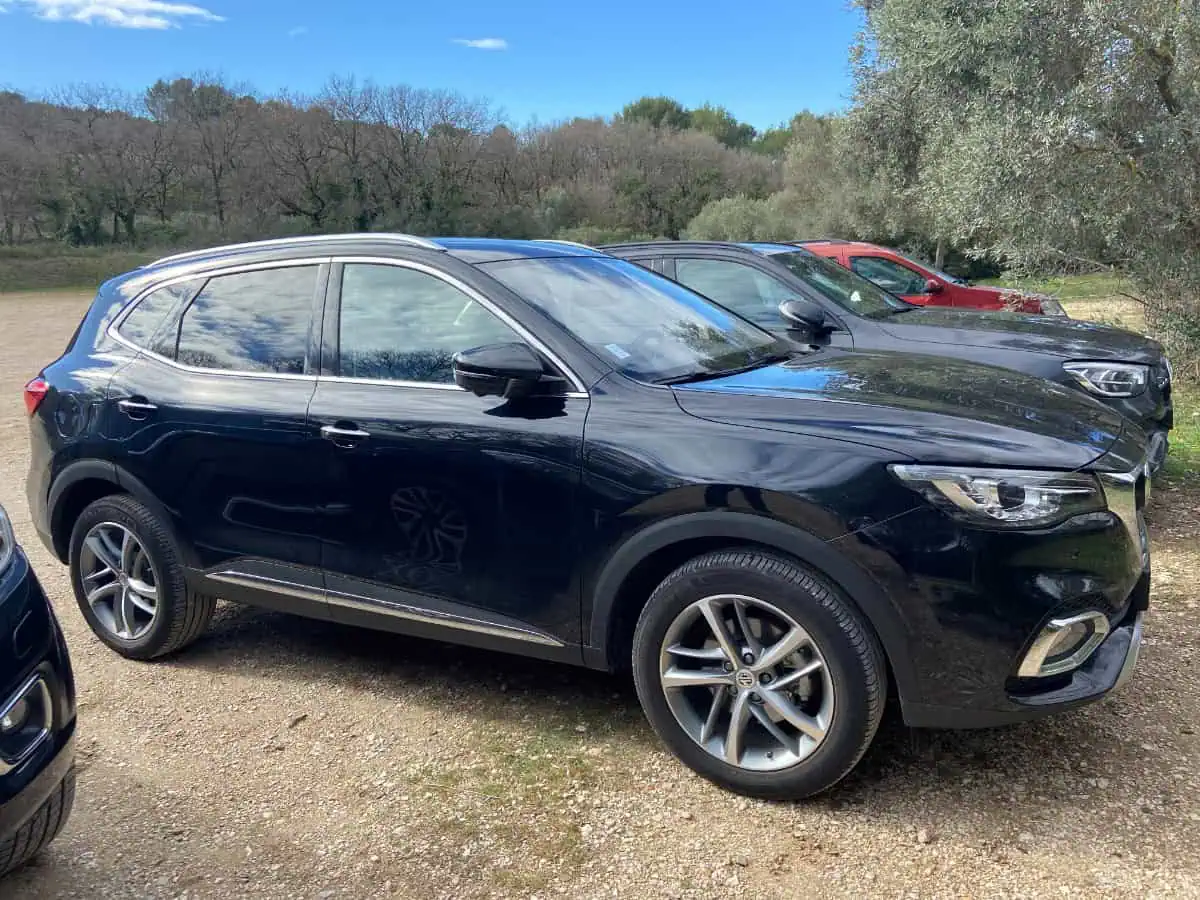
149;232;444;267
535;239;596;250
793;238;847;245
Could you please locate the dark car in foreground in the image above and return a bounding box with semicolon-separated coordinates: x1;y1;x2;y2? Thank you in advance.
0;497;75;877
604;241;1173;471
26;234;1149;799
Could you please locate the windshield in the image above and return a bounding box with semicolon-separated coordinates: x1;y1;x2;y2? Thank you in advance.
894;251;964;285
482;256;787;383
765;250;913;318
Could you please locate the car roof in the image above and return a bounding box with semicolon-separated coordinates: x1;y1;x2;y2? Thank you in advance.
797;239;883;252
140;234;605;273
601;240;764;256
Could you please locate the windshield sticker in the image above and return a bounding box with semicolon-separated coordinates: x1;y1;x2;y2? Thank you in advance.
605;343;632;360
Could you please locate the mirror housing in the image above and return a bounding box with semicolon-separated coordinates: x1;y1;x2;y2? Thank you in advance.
779;298;830;333
453;342;547;399
925;278;943;294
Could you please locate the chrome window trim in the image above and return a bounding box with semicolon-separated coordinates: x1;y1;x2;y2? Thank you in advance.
107;256;331;382
330;255;589;395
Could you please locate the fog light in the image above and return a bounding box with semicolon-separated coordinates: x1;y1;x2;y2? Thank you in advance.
0;698;27;733
1018;611;1110;678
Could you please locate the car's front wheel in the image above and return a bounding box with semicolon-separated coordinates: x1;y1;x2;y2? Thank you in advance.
632;548;886;799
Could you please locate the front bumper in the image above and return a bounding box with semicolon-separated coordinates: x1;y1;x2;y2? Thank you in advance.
842;453;1151;730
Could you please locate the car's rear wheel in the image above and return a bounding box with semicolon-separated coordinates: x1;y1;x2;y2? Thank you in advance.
632;548;886;799
0;767;75;877
69;495;215;660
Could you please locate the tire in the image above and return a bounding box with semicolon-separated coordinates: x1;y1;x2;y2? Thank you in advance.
0;767;75;877
631;548;886;800
68;494;215;660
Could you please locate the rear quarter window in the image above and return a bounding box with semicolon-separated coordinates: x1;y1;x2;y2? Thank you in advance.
117;279;205;356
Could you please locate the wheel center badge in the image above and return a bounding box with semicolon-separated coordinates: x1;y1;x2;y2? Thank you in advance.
735;669;756;689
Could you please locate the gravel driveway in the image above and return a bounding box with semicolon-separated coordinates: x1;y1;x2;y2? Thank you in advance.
3;292;1198;900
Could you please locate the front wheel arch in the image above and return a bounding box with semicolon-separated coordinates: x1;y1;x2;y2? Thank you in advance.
587;511;918;707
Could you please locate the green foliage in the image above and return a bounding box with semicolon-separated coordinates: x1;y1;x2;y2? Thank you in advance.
0;245;157;292
850;0;1200;368
689;104;757;149
617;96;692;130
684;194;794;241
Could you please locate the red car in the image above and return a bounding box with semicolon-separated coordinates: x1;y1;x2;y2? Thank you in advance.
797;240;1067;317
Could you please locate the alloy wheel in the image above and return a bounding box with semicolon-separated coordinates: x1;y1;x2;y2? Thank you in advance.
78;522;160;640
659;593;835;772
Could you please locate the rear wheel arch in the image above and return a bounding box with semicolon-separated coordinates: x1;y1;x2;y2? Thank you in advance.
587;511;918;704
48;461;192;567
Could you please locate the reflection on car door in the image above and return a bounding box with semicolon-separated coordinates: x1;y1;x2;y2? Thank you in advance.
308;260;589;655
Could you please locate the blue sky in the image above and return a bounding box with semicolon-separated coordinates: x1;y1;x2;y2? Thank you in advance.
0;1;863;128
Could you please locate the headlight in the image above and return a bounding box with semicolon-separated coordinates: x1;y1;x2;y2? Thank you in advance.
890;465;1105;529
1062;361;1148;398
1039;298;1068;317
0;505;13;573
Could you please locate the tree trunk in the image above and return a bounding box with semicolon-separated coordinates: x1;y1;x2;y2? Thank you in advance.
112;210;120;244
934;238;946;271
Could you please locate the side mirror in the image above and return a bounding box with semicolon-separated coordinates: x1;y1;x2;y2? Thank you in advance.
925;278;943;294
779;298;829;333
453;342;547;400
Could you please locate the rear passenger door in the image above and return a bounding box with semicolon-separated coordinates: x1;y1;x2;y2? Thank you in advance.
104;261;329;608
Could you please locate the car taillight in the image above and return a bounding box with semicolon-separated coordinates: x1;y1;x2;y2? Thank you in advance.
23;377;49;416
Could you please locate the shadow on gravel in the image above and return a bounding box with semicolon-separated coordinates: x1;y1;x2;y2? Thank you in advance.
161;600;1165;844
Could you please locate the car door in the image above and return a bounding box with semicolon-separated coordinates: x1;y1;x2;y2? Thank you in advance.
849;255;951;308
104;261;329;607
670;256;854;348
308;259;589;655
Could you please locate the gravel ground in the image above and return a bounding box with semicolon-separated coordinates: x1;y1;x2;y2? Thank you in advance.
2;292;1198;900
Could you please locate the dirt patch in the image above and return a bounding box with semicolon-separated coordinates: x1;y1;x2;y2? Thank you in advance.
1;292;1198;899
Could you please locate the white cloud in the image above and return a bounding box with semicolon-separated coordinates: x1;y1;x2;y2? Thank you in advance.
452;37;507;50
7;0;223;29
287;25;306;37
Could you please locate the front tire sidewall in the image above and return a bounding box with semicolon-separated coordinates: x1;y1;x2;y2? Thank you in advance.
68;496;187;660
632;551;884;800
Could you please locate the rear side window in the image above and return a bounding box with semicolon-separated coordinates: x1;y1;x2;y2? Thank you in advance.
175;267;318;374
117;279;204;356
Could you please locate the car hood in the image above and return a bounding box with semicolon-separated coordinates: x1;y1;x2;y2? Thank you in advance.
876;308;1163;362
671;349;1127;469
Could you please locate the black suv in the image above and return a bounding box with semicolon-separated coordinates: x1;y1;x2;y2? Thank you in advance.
0;498;75;876
604;241;1174;471
27;235;1150;799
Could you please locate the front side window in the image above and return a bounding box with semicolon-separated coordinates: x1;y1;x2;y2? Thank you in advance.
674;258;801;328
766;251;911;318
482;255;786;384
337;264;522;384
175;266;318;374
850;256;929;295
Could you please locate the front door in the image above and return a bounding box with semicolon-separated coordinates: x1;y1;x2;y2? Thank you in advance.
308;260;588;654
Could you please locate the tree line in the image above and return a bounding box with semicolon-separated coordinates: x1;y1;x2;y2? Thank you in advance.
0;79;794;250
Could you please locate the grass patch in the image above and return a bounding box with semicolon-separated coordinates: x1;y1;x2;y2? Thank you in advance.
1163;382;1199;485
0;246;158;292
978;271;1128;301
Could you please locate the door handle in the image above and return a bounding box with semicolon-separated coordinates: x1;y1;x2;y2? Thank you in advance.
321;424;370;446
117;398;157;420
